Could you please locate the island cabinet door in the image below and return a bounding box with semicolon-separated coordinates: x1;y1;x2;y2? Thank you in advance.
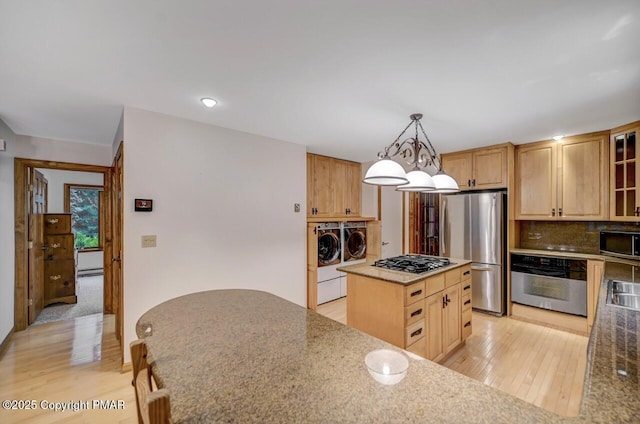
425;293;444;362
443;284;462;354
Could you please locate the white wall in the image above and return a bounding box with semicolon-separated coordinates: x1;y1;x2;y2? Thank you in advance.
16;135;112;166
121;107;307;362
0;120;18;343
37;169;104;272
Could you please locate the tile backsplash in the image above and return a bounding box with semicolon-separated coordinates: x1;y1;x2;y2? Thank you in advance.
519;221;640;254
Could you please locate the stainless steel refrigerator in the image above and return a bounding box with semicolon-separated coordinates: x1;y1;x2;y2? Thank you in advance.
440;191;506;315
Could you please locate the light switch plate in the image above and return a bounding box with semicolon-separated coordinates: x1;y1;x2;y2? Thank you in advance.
141;235;157;248
294;203;300;213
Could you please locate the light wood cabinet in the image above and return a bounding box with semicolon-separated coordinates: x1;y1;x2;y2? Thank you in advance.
587;259;604;334
515;133;608;220
609;121;640;220
346;263;468;362
307;153;361;218
441;145;508;190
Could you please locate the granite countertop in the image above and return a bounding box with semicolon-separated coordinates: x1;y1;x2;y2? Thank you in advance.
510;248;605;261
337;256;472;285
136;289;563;423
579;267;640;422
136;286;639;423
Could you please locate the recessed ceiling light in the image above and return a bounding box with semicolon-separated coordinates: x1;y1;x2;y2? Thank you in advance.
201;98;217;108
553;135;564;141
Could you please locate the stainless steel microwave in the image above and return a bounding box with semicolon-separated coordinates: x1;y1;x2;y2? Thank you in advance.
600;231;640;259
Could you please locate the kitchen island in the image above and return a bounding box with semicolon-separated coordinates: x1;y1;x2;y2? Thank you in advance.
136;289;562;423
338;256;472;362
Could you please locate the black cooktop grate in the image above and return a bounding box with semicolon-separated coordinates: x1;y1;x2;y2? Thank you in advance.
373;255;452;274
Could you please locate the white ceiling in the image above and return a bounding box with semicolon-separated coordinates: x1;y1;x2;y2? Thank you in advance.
1;1;639;162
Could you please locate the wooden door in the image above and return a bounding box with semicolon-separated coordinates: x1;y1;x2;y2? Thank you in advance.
345;161;362;216
558;136;608;220
112;144;124;341
28;169;47;324
425;293;444;362
306;154;314;217
331;159;347;216
307;223;318;310
515;142;556;219
443;284;461;354
609;123;640;221
441;152;472;190
311;155;333;217
473;147;507;189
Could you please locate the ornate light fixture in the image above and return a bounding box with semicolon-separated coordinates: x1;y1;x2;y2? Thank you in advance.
363;113;459;193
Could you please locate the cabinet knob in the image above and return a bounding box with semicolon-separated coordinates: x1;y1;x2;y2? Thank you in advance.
551;208;555;216
468;179;471;187
558;208;563;216
472;179;476;186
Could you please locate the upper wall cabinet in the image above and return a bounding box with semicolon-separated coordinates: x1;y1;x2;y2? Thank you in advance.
441;145;509;190
307;153;362;218
515;133;609;220
610;121;640;221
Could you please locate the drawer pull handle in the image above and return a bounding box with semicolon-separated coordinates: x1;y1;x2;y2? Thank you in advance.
410;308;423;317
464;321;471;328
410;289;423;297
463;270;470;276
464;300;471;305
411;328;423;338
47;218;59;224
51;243;61;249
50;275;62;280
463;285;471;291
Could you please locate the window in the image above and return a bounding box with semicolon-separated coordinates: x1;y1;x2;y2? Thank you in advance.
64;184;104;250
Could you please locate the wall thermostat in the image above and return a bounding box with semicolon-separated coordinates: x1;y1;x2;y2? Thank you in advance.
135;198;153;212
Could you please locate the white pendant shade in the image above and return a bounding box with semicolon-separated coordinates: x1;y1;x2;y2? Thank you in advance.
396;170;435;192
432;171;460;193
363;159;409;185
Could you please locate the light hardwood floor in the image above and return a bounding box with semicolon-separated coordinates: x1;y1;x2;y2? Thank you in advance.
317;298;589;417
0;314;137;424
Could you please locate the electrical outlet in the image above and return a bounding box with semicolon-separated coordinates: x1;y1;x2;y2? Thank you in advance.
141;235;157;248
294;203;300;213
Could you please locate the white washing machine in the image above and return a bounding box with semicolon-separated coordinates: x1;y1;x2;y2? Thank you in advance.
317;222;346;305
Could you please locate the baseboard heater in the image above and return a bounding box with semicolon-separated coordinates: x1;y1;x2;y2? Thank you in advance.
77;267;104;277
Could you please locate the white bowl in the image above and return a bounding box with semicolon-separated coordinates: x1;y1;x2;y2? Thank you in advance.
365;349;409;385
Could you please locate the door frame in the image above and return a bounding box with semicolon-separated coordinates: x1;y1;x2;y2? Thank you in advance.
14;158;113;331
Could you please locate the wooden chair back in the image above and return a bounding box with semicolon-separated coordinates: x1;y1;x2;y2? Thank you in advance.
130;339;171;424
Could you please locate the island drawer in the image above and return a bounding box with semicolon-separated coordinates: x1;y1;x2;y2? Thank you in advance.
461;279;472;296
462;308;472;339
405;335;425;358
405;299;425;326
461;265;472;281
405;319;425;346
445;268;460;288
462;293;472;311
405;281;426;305
425;273;445;297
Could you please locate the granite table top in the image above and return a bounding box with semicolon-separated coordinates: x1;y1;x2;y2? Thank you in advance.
337;256;472;285
136;287;638;423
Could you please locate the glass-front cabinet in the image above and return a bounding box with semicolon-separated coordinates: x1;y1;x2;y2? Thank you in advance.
611;121;640;220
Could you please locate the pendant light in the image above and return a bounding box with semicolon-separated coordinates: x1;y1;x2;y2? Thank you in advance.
363;113;459;193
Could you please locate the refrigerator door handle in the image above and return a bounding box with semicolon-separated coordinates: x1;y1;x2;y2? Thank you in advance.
471;266;493;271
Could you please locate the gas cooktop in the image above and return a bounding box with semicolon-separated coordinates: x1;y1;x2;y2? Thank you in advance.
372;255;453;274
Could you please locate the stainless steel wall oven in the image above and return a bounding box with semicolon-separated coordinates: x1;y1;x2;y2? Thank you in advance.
511;254;587;316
